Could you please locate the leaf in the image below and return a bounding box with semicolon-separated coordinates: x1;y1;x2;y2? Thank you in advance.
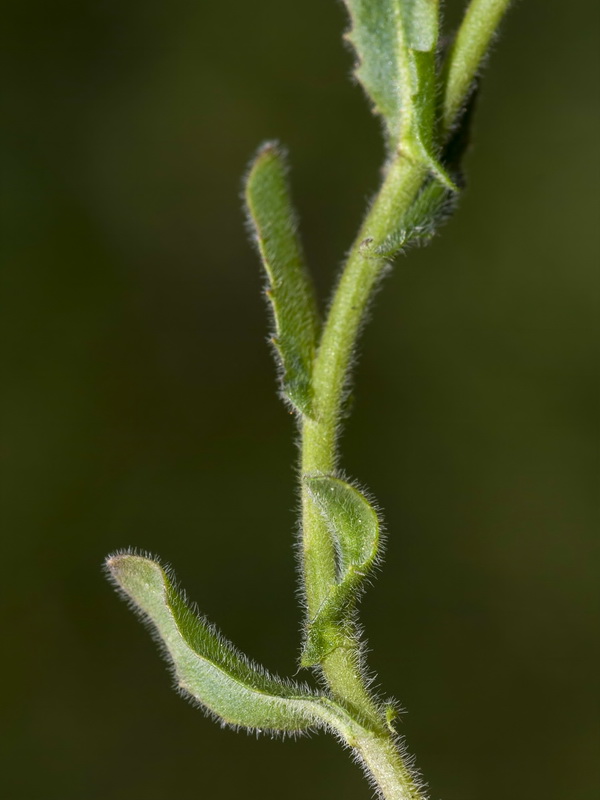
370;82;479;260
369;177;455;259
342;1;456;188
302;477;381;666
245;143;319;416
306;476;380;579
342;0;405;149
106;552;331;733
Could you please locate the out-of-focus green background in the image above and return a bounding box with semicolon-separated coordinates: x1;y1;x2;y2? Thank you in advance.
1;1;598;798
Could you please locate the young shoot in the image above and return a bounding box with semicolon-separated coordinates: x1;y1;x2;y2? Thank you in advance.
106;2;512;798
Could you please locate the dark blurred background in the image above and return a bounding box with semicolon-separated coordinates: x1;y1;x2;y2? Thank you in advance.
1;1;599;798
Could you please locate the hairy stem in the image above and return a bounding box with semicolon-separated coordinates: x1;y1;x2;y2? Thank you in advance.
442;0;512;134
353;731;424;800
299;5;512;797
319;700;425;800
300;153;427;794
301;155;426;609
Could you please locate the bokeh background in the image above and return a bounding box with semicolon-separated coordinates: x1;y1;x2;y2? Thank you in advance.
2;1;599;798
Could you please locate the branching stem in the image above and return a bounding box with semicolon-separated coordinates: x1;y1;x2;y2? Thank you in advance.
108;4;514;800
300;153;428;799
299;3;512;796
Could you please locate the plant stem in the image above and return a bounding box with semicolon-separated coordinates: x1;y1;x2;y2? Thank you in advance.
442;0;512;135
352;730;425;800
301;151;426;614
300;153;428;794
315;700;425;800
299;4;512;796
300;1;514;669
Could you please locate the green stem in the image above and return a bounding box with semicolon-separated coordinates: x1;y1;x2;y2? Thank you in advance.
300;153;427;791
301;155;426;609
442;0;512;135
315;700;424;800
299;4;512;797
352;731;424;800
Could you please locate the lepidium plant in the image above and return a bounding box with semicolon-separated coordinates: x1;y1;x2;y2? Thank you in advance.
106;2;512;798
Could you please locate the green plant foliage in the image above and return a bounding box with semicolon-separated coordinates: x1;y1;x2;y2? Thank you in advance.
106;2;512;797
245;143;319;416
107;552;328;732
343;1;453;188
371;178;453;258
342;0;405;149
302;477;380;666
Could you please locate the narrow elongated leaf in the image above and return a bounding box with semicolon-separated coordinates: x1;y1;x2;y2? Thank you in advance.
245;143;319;416
107;552;328;732
302;477;380;666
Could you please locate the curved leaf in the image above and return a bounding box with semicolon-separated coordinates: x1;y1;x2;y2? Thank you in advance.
107;552;327;733
302;477;381;666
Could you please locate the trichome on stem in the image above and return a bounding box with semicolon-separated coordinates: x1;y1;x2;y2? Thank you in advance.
106;2;512;798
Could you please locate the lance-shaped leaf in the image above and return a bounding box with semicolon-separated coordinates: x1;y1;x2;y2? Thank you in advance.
302;477;381;666
343;0;455;188
245;143;319;416
107;552;332;733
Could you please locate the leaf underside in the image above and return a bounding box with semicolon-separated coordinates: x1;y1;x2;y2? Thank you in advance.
245;143;319;416
302;477;380;666
107;553;325;733
343;0;455;188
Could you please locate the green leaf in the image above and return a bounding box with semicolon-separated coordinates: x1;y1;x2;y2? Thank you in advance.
301;477;380;666
342;1;455;188
370;177;455;259
402;0;439;51
106;552;330;733
342;0;405;150
245;143;319;416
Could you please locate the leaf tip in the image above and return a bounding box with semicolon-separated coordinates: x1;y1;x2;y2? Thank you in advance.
104;550;166;614
247;139;285;179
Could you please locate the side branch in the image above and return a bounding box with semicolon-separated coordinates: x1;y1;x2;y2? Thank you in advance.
442;0;512;134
